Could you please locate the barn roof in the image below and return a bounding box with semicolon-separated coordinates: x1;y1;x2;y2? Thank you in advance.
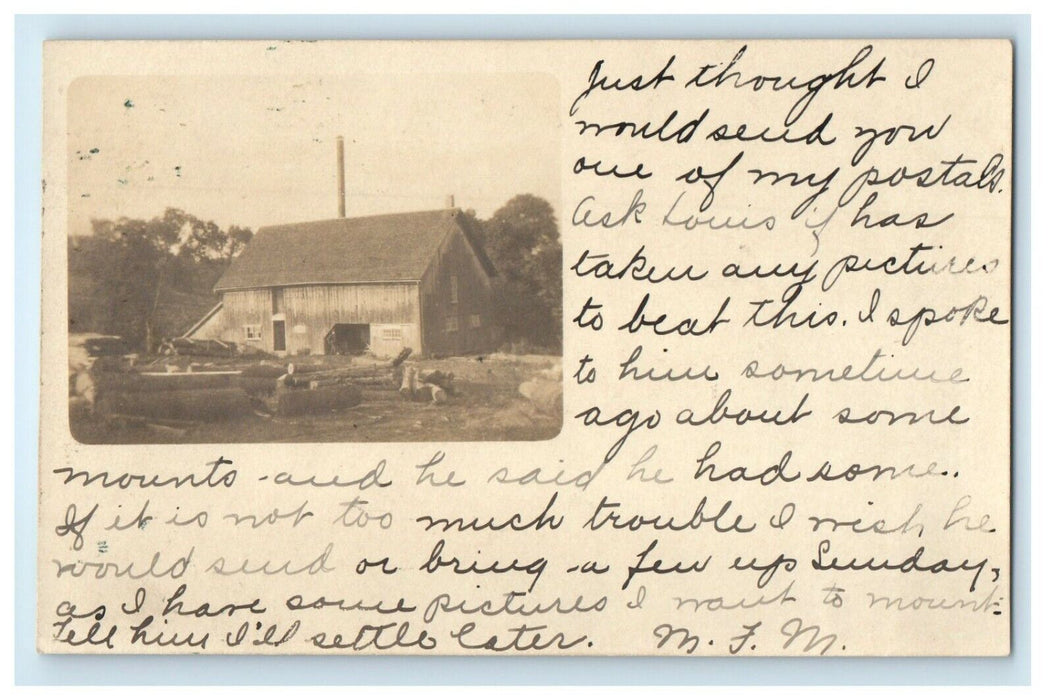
214;208;496;292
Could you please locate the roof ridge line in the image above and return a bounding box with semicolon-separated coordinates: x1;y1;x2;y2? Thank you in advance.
257;207;459;232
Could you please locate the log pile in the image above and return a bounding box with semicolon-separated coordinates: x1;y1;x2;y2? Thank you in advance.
279;347;454;406
95;371;240;393
277;382;362;416
398;366;446;404
397;366;455;404
282;364;401;389
82;344;457;428
96;387;254;422
93;367;281;398
86;356;285;427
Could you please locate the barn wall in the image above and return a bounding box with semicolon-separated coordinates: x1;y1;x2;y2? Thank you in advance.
217;289;272;350
219;284;421;356
184;304;226;341
419;228;496;357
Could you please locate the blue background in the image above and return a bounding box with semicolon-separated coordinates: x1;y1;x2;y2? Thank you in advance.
14;13;1031;685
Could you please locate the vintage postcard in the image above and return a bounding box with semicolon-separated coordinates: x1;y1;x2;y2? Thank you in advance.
39;39;1011;655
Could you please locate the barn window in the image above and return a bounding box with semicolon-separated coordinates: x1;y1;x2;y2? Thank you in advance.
244;324;262;341
469;314;482;328
444;316;459;332
449;275;458;305
381;327;402;341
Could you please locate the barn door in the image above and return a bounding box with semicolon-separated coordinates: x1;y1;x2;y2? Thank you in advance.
272;320;286;352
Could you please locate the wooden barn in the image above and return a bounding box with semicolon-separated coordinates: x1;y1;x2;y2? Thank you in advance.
199;207;500;358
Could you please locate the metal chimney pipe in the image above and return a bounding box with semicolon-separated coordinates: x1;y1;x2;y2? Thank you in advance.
446;194;455;208
336;136;346;218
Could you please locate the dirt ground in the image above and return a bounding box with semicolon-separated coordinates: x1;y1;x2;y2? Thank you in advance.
69;353;563;444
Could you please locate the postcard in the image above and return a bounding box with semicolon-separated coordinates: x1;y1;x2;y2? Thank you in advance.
39;39;1011;655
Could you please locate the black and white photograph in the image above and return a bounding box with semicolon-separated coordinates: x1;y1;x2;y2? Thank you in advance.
65;71;563;443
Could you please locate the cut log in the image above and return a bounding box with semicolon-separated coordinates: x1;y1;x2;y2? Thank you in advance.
239;364;287;378
161;337;236;357
284;366;393;386
419;370;455;394
95;372;238;394
277;384;362;416
353;375;399;388
285;362;329;376
396;365;446;403
90;355;131;374
392;347;413;367
141;370;240;376
81;336;133;358
307;377;351;390
399;366;419;399
234;376;282;396
301;375;395;391
96;388;254;421
424;383;447;404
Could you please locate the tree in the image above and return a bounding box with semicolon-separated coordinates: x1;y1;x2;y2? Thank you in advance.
181;217;254;264
482;194;562;350
76;208;253;352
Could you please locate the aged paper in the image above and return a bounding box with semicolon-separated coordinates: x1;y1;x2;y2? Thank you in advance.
39;40;1011;655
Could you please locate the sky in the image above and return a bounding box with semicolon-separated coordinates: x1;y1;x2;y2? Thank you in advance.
67;72;561;235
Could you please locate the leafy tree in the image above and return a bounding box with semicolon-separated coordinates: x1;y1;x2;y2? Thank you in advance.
71;208;253;352
482;194;562;350
181;217;254;264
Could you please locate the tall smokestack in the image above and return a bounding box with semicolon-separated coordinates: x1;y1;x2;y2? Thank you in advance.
336;136;346;218
446;194;455;208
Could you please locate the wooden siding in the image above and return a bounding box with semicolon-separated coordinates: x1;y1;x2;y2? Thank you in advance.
419;227;497;356
184;304;226;341
217;289;270;350
218;284;421;356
